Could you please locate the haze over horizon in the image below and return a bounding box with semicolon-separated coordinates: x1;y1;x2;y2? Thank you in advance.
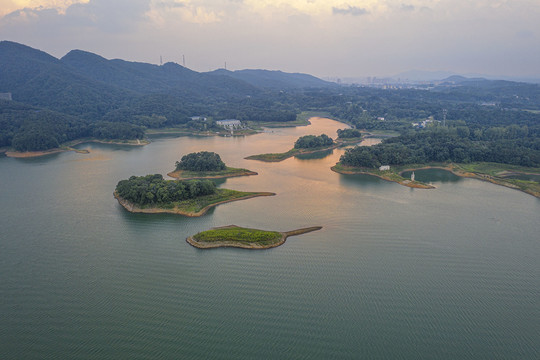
1;0;539;80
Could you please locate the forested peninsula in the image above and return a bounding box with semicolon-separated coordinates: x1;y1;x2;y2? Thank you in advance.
186;225;323;249
114;174;274;216
333;126;540;197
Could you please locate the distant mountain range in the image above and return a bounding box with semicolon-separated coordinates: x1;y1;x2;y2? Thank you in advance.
393;70;540;84
207;68;332;89
0;41;333;108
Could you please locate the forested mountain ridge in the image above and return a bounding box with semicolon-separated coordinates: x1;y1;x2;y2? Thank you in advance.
206;69;334;89
0;41;132;119
61;50;259;98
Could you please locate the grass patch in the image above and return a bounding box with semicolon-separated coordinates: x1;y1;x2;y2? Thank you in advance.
245;149;300;162
169;167;256;180
173;189;258;213
452;162;540;176
193;226;282;246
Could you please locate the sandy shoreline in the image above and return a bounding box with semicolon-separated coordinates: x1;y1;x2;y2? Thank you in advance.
186;225;323;249
4;139;149;158
114;191;276;217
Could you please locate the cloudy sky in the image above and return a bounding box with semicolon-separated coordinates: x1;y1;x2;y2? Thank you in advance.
1;0;539;79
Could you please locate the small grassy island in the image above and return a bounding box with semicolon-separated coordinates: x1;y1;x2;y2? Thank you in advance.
187;225;323;249
114;174;274;216
167;151;257;180
246;134;340;162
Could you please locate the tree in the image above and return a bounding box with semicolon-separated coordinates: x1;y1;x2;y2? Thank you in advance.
175;151;227;172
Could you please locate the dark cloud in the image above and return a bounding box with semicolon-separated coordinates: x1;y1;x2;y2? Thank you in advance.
332;6;368;16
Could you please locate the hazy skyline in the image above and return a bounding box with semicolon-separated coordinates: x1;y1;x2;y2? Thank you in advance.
1;0;539;79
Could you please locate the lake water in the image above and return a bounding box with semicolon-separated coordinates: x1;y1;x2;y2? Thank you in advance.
1;118;539;359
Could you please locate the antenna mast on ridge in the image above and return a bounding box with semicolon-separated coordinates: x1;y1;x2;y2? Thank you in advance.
160;55;163;66
443;109;447;127
183;55;185;67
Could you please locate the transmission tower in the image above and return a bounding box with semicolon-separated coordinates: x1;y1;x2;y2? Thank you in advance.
443;109;447;127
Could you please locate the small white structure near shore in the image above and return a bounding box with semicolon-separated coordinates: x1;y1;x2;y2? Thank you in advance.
379;165;390;171
411;171;415;181
216;119;242;130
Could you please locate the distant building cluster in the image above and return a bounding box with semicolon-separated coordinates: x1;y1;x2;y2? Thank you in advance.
0;92;12;101
190;116;207;121
379;165;390;171
412;117;438;128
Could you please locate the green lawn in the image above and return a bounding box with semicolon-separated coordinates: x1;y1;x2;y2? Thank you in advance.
193;226;282;245
170;167;255;179
173;189;257;213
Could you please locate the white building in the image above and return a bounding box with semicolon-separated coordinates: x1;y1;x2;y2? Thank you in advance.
216;119;242;130
379;165;390;171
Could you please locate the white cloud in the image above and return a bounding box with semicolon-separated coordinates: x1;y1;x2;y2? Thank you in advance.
0;0;90;17
147;0;223;24
0;0;539;77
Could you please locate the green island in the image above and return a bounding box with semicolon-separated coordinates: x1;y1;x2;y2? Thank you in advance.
167;151;257;180
245;130;365;162
114;174;275;217
245;134;340;162
186;225;323;249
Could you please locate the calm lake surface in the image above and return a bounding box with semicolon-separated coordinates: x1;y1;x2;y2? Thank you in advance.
1;118;539;359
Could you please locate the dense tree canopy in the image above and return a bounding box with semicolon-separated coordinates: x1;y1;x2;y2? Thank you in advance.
340;126;540;168
337;128;362;139
115;174;216;206
294;134;334;149
175;151;227;172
